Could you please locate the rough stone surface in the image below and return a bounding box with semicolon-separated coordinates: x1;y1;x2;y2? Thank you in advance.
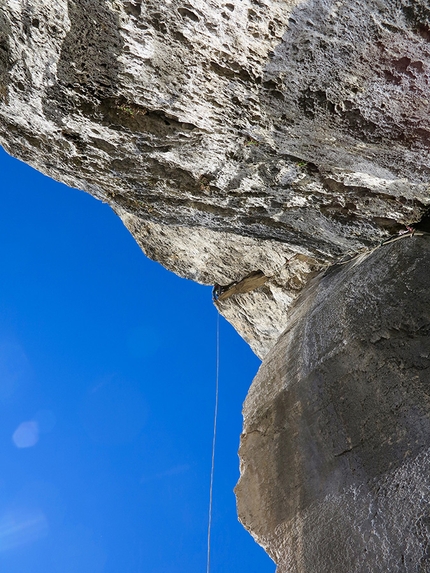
2;1;430;569
236;236;430;572
2;0;430;355
122;212;322;355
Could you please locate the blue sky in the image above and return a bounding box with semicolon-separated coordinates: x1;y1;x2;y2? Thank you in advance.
0;146;274;573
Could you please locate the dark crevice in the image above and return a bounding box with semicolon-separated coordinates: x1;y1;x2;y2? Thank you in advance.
413;209;430;232
0;10;11;103
124;1;142;18
210;61;256;84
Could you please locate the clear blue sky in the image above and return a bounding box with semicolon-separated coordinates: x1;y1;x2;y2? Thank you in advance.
0;146;274;573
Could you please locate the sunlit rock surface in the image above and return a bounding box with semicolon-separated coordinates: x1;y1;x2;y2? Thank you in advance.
2;0;430;355
2;0;430;569
236;236;430;572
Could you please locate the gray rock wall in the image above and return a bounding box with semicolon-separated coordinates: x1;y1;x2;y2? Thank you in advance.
2;0;430;355
236;236;430;572
2;1;430;569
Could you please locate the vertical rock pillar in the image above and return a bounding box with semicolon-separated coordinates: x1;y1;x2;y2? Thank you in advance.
236;236;430;573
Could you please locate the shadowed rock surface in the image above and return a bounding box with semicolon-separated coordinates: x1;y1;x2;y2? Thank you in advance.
237;236;430;572
1;0;430;570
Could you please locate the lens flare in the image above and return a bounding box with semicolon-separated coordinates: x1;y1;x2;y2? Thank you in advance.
12;421;39;448
0;509;48;552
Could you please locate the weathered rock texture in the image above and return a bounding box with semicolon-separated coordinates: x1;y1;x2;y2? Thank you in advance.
2;0;430;356
237;236;430;572
2;0;430;570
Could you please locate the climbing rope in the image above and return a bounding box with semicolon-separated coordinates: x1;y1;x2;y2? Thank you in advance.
206;311;220;573
205;229;430;570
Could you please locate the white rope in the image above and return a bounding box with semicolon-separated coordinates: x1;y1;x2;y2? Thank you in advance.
206;311;220;573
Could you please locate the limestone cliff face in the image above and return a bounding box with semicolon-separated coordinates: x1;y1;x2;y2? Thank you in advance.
2;0;430;356
236;237;430;572
2;0;430;570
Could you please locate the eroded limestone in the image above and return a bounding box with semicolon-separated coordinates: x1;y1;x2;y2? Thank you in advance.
2;0;430;355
